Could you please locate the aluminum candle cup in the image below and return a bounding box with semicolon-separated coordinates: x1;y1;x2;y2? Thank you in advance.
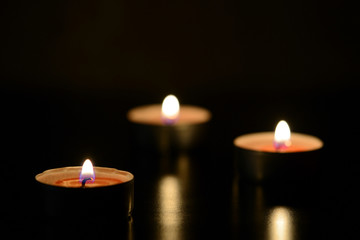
234;132;323;182
127;104;211;152
35;166;134;218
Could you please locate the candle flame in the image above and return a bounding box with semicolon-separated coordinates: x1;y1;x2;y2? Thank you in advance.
161;94;180;125
274;120;291;151
80;159;95;183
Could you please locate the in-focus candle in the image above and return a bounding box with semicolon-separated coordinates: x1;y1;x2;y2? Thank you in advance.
35;159;134;218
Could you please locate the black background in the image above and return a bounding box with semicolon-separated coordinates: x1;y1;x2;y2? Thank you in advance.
1;0;359;239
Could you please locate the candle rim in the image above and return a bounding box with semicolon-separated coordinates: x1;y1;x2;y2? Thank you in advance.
234;131;323;153
127;104;211;126
35;166;134;188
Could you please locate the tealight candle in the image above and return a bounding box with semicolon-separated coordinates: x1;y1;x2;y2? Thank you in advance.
127;94;211;152
234;120;323;182
35;159;134;218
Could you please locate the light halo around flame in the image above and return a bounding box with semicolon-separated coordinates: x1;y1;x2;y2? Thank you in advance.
80;159;95;183
274;120;291;150
161;94;180;125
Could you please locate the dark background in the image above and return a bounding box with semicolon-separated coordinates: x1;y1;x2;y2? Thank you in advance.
1;0;359;239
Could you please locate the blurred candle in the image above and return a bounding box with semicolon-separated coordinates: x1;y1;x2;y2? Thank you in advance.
234;120;323;153
234;120;323;182
127;94;211;152
128;94;211;126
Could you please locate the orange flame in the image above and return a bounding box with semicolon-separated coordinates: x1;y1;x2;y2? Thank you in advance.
80;159;95;183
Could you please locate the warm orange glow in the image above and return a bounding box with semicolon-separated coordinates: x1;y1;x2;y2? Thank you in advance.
274;120;291;150
80;159;95;183
161;94;180;125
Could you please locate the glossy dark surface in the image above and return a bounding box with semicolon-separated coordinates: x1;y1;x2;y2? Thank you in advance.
3;112;360;240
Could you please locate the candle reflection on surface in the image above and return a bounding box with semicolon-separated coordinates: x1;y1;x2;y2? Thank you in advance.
268;207;294;240
176;154;190;187
158;175;183;240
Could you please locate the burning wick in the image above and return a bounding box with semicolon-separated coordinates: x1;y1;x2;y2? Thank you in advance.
273;120;291;151
80;159;95;188
81;178;93;188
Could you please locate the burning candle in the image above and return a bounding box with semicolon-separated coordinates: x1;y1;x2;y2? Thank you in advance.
128;94;211;126
127;94;211;152
38;159;128;188
35;159;134;218
235;120;322;153
233;120;323;182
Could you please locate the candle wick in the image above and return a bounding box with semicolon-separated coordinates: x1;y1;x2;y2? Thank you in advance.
273;140;291;152
81;178;93;188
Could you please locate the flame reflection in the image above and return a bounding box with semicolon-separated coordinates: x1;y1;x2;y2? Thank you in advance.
268;206;293;240
158;175;182;240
